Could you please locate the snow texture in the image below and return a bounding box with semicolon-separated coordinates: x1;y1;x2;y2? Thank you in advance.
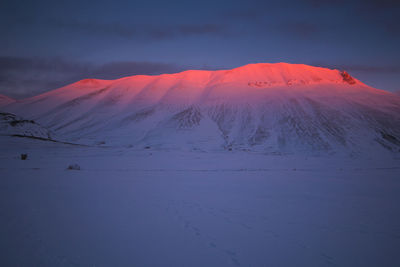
2;63;400;155
0;112;52;139
1;63;400;266
0;136;399;266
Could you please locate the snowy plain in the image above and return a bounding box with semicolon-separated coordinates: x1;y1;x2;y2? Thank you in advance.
1;136;400;267
1;63;400;266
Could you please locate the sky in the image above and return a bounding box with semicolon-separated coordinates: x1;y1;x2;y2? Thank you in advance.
0;0;399;98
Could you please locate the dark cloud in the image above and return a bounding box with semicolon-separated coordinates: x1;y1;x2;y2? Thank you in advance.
223;4;275;21
278;22;320;40
301;0;346;8
302;0;400;9
48;18;229;41
225;10;262;20
358;0;400;9
52;19;138;39
178;24;225;36
384;18;400;35
0;56;185;99
224;0;399;41
0;56;90;73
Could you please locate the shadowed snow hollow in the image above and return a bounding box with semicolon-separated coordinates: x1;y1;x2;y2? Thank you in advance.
3;63;400;154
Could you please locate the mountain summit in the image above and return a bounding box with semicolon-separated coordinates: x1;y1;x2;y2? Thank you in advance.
2;63;400;154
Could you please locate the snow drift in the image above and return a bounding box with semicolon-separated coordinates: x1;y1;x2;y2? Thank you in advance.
2;63;400;154
0;112;52;139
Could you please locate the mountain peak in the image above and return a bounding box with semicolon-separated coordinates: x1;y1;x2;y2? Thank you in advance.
49;63;364;97
209;62;362;88
2;62;399;154
135;62;362;89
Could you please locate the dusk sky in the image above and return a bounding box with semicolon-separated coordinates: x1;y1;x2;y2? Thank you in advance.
1;0;399;98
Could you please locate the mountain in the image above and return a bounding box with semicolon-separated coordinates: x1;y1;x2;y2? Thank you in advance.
0;112;52;139
3;63;400;154
0;94;14;107
0;95;53;139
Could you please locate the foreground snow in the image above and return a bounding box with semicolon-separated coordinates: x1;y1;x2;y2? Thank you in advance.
1;136;400;266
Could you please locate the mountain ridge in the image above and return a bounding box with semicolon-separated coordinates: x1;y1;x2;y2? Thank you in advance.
2;63;400;154
0;94;14;107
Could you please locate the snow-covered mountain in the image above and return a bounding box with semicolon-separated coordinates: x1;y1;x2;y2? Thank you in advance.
0;112;52;139
0;94;14;107
3;63;400;154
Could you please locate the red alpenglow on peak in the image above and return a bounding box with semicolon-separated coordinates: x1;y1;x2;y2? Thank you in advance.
2;63;393;113
26;63;371;104
0;94;15;107
2;62;400;154
111;62;364;88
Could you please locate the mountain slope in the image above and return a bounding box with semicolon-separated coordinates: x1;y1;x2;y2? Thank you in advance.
0;112;52;139
0;94;14;107
4;63;400;154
